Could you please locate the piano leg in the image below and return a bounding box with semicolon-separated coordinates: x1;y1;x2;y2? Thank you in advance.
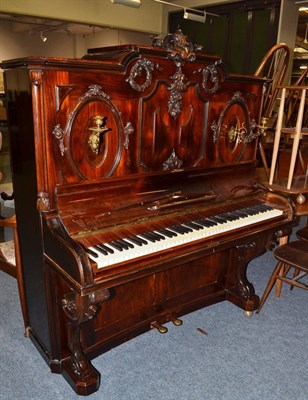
226;239;266;314
61;289;110;395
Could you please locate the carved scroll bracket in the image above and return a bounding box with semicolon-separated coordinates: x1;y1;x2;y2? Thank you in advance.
61;288;110;380
123;122;134;149
233;242;257;299
53;124;67;156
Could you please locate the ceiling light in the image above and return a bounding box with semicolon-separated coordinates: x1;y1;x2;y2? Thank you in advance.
40;31;47;42
110;0;141;7
300;65;308;69
184;9;206;23
151;0;218;20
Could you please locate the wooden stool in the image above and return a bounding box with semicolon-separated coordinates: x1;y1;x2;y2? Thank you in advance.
256;240;308;313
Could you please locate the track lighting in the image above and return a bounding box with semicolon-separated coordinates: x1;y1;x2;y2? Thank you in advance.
183;9;206;23
40;31;47;42
151;0;218;22
110;0;141;7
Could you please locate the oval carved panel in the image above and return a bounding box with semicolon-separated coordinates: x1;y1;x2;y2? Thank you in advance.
64;87;123;180
214;92;252;163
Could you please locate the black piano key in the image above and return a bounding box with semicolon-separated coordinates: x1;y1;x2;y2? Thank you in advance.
119;239;134;249
143;231;164;241
86;247;99;258
109;241;124;251
207;216;227;224
219;212;238;221
126;236;143;246
157;228;177;238
93;245;108;256
97;243;114;254
232;210;249;218
184;221;204;230
116;240;130;250
241;207;258;216
152;231;166;240
140;233;157;242
170;224;191;234
224;212;240;221
195;218;217;227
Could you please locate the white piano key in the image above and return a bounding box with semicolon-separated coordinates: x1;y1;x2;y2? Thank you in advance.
87;206;283;269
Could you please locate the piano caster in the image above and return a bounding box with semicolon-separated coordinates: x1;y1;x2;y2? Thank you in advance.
151;321;168;334
244;310;253;318
168;315;183;326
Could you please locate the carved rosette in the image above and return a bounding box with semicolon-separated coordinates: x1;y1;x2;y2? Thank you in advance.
162;149;183;171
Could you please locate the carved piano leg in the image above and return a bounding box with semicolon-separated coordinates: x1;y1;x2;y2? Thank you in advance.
226;241;264;314
61;289;110;396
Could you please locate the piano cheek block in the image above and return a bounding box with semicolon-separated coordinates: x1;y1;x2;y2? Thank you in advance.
2;28;295;396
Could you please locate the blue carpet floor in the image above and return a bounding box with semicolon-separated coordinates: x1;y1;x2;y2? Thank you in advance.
0;220;307;400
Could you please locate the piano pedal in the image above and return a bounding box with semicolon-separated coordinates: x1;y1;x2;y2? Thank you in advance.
151;321;168;334
167;315;183;326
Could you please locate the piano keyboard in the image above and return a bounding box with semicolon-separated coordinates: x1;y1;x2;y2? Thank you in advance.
85;204;283;269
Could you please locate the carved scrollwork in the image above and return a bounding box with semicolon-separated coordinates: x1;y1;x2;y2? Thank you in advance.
167;67;190;119
123;122;134;149
37;192;50;212
126;58;160;92
153;29;202;65
52;124;67;156
211;91;260;144
61;289;110;379
234;242;257;299
153;29;204;119
78;84;110;102
162;149;183;171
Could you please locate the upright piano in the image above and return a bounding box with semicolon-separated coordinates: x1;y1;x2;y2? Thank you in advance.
2;31;295;395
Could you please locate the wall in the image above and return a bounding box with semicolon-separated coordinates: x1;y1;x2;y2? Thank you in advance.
0;0;164;34
0;20;153;62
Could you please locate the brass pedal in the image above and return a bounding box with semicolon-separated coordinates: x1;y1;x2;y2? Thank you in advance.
168;315;183;326
151;321;168;334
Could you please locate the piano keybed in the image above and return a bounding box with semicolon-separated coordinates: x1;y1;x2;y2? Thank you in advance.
79;201;285;269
